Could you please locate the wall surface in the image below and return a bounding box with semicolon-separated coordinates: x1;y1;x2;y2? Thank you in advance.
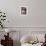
0;0;46;46
0;0;46;27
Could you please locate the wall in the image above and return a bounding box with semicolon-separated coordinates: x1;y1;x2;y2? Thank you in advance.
0;0;46;46
0;0;46;27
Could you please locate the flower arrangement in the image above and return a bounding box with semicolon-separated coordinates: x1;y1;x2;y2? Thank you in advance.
0;10;6;28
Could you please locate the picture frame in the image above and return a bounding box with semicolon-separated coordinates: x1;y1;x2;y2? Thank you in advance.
19;6;28;16
21;7;27;15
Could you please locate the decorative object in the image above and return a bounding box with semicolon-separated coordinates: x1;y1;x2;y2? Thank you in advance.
20;6;28;16
21;7;27;15
0;10;6;28
1;31;13;46
5;29;10;36
5;29;10;33
41;34;46;46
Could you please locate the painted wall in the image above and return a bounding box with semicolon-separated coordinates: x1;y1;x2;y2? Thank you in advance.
0;0;46;27
0;0;46;46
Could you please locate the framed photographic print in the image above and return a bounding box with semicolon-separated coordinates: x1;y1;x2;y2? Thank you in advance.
20;6;28;16
21;7;27;15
